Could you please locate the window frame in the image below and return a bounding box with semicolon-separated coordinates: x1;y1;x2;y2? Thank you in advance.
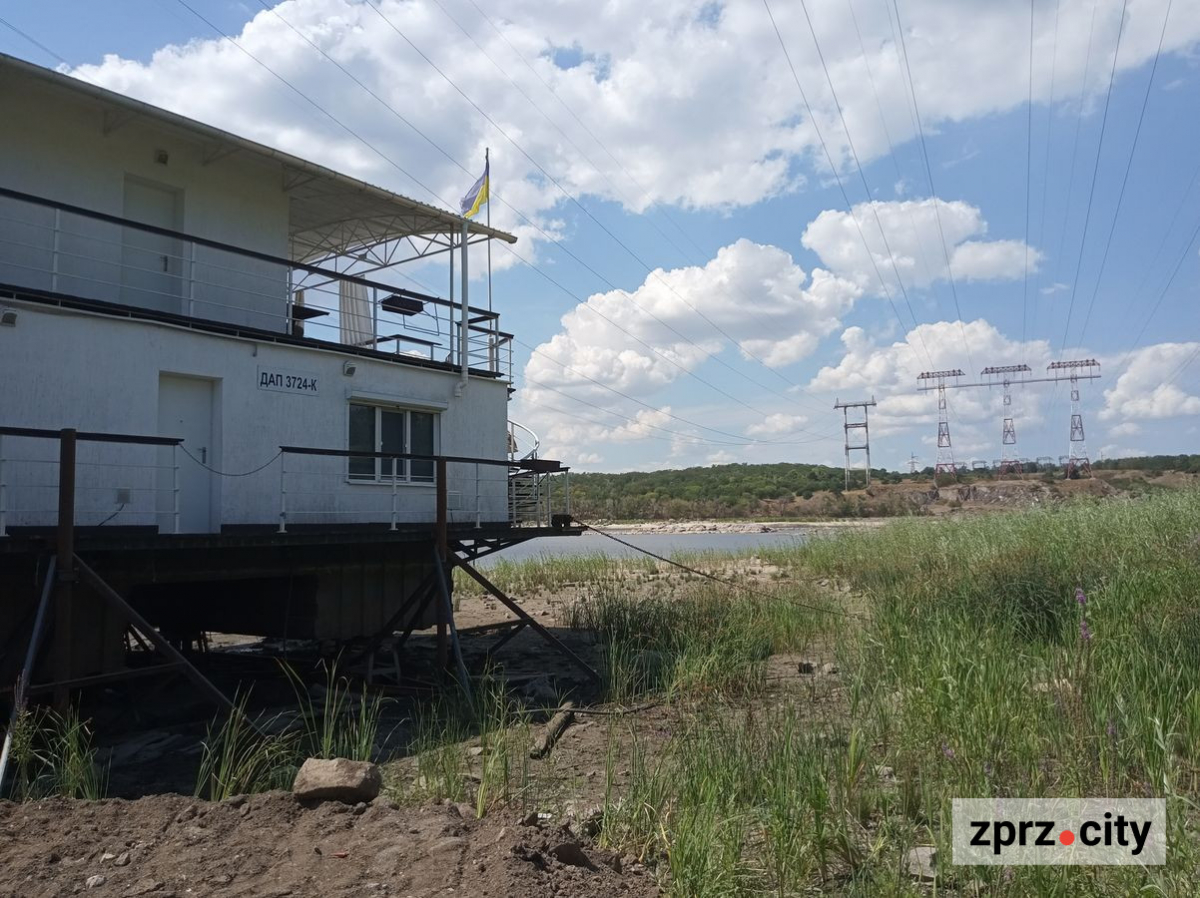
347;402;439;485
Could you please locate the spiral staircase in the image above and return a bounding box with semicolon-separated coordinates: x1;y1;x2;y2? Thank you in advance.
507;421;551;525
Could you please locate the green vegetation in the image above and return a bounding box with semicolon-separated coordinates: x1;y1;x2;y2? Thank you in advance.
561;462;904;520
556;457;1197;521
195;660;390;800
575;489;1200;894
1093;454;1200;473
4;706;107;801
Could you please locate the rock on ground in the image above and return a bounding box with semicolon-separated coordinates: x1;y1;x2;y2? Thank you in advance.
292;758;382;804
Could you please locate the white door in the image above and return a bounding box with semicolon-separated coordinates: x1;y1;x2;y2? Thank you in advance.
122;178;183;313
158;375;215;533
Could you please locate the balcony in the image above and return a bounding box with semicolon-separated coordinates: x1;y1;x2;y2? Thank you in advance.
0;188;512;380
0;427;572;539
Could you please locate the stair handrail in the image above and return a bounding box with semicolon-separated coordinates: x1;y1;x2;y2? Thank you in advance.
507;420;540;462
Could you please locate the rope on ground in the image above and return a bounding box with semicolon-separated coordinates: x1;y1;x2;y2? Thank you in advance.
575;520;869;622
179;446;282;477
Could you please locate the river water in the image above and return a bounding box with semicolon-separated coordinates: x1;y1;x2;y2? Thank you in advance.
478;528;812;565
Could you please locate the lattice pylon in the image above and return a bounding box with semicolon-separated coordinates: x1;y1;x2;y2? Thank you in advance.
934;399;957;478
917;369;964;481
998;417;1022;476
834;397;876;491
1065;375;1092;478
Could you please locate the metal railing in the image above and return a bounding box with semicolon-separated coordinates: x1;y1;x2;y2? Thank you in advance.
0;187;513;379
0;427;182;537
0;427;571;536
276;445;571;532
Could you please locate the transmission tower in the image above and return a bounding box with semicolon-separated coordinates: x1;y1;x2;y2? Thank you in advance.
1049;359;1100;478
908;453;919;475
916;369;964;480
981;365;1031;478
833;397;876;490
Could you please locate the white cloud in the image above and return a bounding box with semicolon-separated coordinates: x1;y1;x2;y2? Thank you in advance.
516;238;857;460
1101;343;1200;421
706;451;738;465
809;319;1057;439
747;412;810;437
801;199;1040;295
61;0;1199;231
1109;422;1141;437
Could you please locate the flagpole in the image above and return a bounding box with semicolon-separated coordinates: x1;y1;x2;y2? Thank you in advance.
486;147;492;313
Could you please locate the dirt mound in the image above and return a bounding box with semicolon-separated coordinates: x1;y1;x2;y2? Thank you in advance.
0;792;658;898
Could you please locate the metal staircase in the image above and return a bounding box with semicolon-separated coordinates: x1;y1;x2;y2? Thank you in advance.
507;421;549;525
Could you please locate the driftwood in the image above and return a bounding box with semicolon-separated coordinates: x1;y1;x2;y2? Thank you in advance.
529;701;576;759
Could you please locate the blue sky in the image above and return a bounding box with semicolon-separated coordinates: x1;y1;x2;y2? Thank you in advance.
3;0;1198;472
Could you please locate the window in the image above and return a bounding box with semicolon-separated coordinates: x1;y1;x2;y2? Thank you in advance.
348;403;437;482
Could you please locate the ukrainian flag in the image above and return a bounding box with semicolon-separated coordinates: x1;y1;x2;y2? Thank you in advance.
460;159;489;219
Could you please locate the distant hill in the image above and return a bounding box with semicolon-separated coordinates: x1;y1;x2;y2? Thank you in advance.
563;461;905;520
560;456;1200;521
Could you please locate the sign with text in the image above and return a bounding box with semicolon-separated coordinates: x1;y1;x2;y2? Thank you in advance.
257;366;320;396
952;798;1166;865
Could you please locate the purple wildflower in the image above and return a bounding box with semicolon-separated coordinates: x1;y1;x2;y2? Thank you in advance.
942;743;955;760
1075;586;1087;606
1080;619;1093;642
1106;719;1117;740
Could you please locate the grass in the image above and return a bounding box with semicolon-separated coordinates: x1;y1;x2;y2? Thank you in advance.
4;706;107;801
22;489;1200;894
194;659;392;800
573;489;1200;895
394;670;540;816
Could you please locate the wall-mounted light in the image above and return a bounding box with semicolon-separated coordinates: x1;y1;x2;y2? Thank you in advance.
343;360;357;377
0;308;17;327
154;149;170;165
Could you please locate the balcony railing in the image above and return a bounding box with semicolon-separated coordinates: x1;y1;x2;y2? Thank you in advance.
0;187;512;379
0;427;570;537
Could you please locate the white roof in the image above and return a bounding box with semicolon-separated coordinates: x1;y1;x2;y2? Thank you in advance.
0;53;516;262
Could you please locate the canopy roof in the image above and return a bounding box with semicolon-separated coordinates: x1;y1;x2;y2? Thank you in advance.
0;53;516;262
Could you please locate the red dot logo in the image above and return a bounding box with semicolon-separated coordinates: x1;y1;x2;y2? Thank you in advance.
1059;829;1075;846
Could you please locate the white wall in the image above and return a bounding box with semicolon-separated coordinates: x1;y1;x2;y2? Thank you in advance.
0;301;511;531
0;72;291;331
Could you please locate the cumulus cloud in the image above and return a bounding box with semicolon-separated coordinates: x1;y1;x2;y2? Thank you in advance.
1101;343;1200;421
809;319;1058;438
747;413;810;437
517;238;857;459
801;199;1040;295
61;0;1199;233
1109;421;1142;437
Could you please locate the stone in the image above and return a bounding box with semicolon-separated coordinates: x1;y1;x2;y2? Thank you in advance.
86;874;107;889
797;660;816;675
821;662;839;675
906;846;937;882
292;758;382;804
114;852;130;867
549;842;595;869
